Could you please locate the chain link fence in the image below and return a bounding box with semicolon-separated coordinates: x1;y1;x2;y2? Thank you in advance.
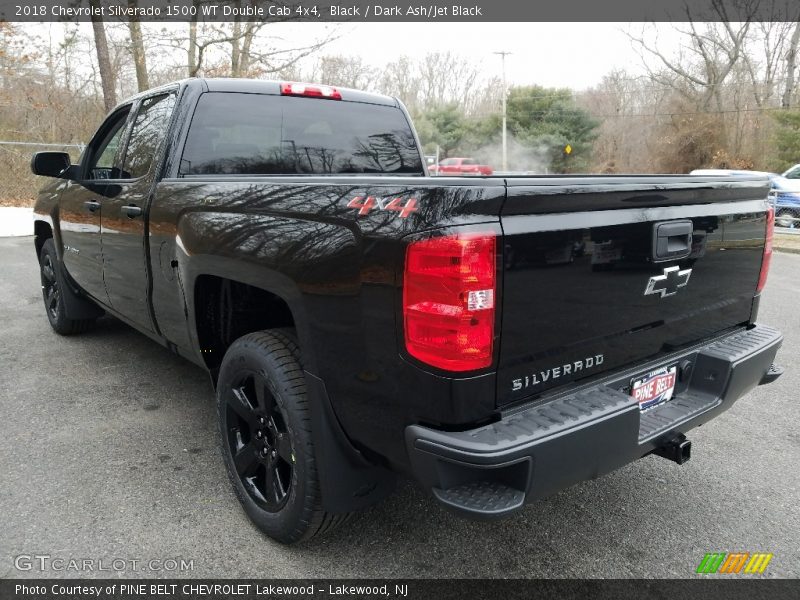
769;195;800;231
0;141;84;207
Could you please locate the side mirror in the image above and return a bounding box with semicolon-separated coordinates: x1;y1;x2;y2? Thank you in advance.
31;152;72;178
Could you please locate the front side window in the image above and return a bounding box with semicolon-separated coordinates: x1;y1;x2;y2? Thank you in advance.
122;94;176;179
179;93;423;176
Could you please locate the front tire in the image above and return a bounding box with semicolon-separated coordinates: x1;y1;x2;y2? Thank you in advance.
216;330;347;544
39;239;96;335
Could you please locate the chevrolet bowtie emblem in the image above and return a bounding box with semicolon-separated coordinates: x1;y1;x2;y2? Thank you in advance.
644;266;692;298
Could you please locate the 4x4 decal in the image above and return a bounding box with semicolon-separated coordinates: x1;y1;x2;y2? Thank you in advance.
347;196;418;218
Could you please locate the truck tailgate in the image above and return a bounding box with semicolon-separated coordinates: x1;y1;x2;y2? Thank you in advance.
497;175;771;406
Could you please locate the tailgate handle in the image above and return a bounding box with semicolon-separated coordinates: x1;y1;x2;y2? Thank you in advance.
653;220;693;262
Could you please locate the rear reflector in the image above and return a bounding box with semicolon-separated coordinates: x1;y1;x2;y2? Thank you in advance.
403;233;496;372
280;82;342;100
756;205;774;293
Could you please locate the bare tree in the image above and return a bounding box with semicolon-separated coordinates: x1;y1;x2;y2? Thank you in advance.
312;55;379;89
230;12;266;77
579;71;662;173
127;0;149;92
188;0;199;76
782;22;800;108
236;22;258;76
89;0;116;111
417;52;481;109
629;19;751;113
380;56;420;110
736;21;798;107
377;53;494;116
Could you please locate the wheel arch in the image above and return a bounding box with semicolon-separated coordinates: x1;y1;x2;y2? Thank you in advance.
186;262;316;380
34;219;53;259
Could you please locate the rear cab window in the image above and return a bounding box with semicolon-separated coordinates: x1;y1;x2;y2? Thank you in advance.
179;93;423;176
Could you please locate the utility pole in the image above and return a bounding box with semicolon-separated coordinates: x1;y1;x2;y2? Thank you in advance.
493;51;511;172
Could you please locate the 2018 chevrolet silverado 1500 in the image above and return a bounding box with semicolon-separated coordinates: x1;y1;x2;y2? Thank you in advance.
31;79;784;544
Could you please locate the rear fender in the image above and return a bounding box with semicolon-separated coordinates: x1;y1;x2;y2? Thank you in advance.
174;210;360;374
176;212;393;513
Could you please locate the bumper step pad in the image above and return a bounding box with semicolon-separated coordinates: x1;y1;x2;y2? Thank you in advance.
638;325;783;441
433;481;525;516
639;391;715;441
465;384;632;448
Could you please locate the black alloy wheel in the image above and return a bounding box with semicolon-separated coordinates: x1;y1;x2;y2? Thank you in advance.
40;252;61;320
224;370;295;512
38;238;96;335
216;330;349;543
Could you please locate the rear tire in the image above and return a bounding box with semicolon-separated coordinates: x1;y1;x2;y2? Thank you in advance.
39;239;97;335
216;330;348;544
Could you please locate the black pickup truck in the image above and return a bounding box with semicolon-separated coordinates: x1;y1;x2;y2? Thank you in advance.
31;78;783;544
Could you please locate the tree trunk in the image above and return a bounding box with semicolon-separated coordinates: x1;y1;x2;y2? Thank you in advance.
90;0;116;112
238;1;260;77
188;0;199;76
783;23;800;108
239;23;256;77
128;0;149;92
231;8;242;77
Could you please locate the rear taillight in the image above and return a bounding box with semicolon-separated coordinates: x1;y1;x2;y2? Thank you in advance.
403;233;497;372
756;205;774;293
280;82;342;100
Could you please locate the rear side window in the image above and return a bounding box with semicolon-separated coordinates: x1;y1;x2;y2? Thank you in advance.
123;93;176;179
179;93;423;176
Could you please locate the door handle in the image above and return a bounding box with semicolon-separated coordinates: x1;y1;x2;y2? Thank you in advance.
84;201;101;213
122;204;142;218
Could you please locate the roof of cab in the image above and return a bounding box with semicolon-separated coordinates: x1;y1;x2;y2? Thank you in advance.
108;77;399;117
198;78;397;106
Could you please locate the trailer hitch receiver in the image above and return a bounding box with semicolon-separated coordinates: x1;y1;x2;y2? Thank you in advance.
655;435;691;465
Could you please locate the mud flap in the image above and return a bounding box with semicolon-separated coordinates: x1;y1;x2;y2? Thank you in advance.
304;371;395;513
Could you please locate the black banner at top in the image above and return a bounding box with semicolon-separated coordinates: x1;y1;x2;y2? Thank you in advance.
2;0;800;22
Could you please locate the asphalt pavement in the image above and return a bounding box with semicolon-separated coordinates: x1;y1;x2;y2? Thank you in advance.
1;235;798;578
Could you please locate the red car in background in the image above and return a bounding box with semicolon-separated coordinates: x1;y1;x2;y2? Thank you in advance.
429;157;493;176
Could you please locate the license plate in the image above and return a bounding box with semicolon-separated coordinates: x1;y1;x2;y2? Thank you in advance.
631;365;677;411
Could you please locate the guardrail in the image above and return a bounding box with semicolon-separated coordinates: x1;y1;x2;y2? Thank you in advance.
1;141;86;203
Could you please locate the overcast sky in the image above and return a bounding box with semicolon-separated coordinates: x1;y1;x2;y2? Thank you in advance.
26;21;683;91
285;22;679;90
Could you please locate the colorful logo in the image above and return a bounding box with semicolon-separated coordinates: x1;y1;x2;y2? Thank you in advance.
696;552;773;574
346;196;418;219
